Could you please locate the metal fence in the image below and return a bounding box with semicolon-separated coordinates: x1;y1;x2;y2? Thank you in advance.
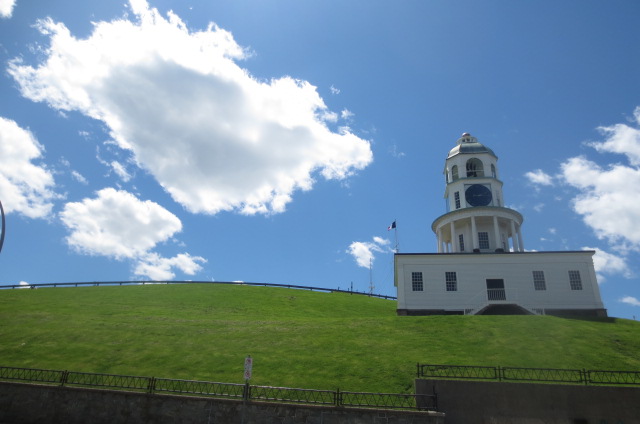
0;280;397;300
0;366;436;411
417;363;640;386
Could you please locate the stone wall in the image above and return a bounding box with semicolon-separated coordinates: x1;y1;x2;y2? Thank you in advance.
0;382;444;424
416;378;640;424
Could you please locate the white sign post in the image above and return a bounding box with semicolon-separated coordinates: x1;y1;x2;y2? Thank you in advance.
244;355;253;381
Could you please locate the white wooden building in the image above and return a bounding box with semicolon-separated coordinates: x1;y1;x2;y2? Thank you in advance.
394;133;607;316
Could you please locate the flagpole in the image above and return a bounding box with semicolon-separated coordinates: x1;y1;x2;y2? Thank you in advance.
394;219;398;253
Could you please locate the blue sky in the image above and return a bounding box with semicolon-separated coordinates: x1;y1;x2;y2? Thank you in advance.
0;0;639;319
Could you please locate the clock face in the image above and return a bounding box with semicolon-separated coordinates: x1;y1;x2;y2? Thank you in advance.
465;184;492;207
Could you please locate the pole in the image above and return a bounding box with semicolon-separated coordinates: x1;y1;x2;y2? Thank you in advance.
0;199;5;254
369;258;374;295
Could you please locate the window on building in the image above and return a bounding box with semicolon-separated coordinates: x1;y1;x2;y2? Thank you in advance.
452;165;459;181
466;158;484;178
458;234;465;252
454;192;461;209
532;271;546;291
568;270;583;290
445;272;457;291
411;272;423;291
491;164;496;178
478;232;490;249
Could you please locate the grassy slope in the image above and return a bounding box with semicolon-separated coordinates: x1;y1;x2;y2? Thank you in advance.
0;284;638;393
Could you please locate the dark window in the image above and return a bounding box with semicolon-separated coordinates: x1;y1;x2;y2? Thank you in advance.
445;272;457;291
569;270;583;290
458;234;465;252
411;272;423;291
486;279;506;300
533;271;546;290
454;192;461;209
452;165;459;181
466;158;484;178
478;232;489;249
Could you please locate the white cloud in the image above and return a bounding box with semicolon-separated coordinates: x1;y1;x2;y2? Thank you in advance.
60;188;183;259
60;188;205;279
558;108;640;249
110;161;131;182
561;156;640;248
8;1;372;216
585;246;632;283
133;252;206;280
330;85;340;95
389;144;405;158
71;170;88;185
620;296;640;307
590;106;640;166
0;0;16;18
341;109;354;120
533;203;545;212
0;117;57;218
525;169;554;186
347;237;390;268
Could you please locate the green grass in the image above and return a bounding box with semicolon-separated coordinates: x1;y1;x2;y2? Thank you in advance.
0;284;638;393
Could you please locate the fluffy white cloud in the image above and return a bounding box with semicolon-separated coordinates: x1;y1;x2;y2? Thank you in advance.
590;107;640;166
585;246;632;283
525;169;554;186
0;0;16;18
59;188;203;279
559;108;640;249
0;117;56;218
561;156;640;247
347;237;390;268
133;252;206;280
620;296;640;307
60;188;182;259
8;0;372;216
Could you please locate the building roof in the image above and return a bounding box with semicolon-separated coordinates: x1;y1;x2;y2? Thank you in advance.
447;132;496;159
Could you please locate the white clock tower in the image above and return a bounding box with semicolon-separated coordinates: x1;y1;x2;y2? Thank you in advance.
394;132;606;316
432;133;524;253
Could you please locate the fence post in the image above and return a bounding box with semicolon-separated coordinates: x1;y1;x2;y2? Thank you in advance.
583;369;588;386
497;366;502;382
416;362;420;378
60;370;69;387
147;377;156;394
243;382;251;401
335;388;342;407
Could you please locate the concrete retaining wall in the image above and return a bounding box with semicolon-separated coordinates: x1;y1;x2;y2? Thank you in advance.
416;378;640;424
0;382;444;424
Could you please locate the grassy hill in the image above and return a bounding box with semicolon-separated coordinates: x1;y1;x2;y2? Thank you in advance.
0;284;638;393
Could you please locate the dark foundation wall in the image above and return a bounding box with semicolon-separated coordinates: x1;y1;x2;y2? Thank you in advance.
0;382;445;424
397;307;607;317
416;378;640;424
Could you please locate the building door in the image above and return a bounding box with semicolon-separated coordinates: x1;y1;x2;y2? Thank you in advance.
486;279;506;301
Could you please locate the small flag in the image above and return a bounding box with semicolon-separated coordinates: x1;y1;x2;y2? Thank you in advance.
387;221;396;231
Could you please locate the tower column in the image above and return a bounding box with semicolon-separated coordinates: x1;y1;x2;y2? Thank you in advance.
450;221;457;253
471;216;478;251
437;228;443;253
517;225;525;252
509;220;518;252
493;216;501;251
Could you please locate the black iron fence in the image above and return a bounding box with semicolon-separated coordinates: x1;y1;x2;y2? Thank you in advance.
0;280;397;300
417;363;640;386
0;366;436;411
